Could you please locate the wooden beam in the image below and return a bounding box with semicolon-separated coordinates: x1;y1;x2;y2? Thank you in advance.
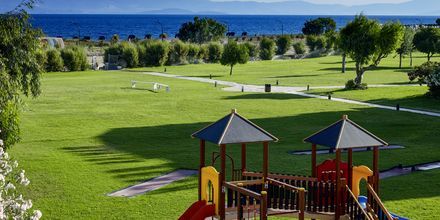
199;140;205;201
220;144;226;220
312;144;317;177
348;148;353;190
241;143;246;173
373;146;379;193
335;149;341;220
263;142;269;191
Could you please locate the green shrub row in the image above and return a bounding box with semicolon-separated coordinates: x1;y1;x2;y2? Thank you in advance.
43;46;88;72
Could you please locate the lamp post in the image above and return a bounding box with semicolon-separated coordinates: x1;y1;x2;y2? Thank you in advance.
155;20;164;41
72;22;81;45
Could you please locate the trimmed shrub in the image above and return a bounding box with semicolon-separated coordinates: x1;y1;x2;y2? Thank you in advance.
243;42;258;59
293;42;306;55
169;40;189;65
259;37;275;60
143;40;170;67
345;79;368;90
276;35;292;55
206;42;223;63
120;42;139;68
188;44;200;63
61;46;88;71
45;49;64;72
136;44;147;67
315;36;327;50
198;44;209;61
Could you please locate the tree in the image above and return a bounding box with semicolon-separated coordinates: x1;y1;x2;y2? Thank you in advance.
339;15;381;87
372;22;404;67
176;17;227;44
220;41;249;75
110;34;119;45
259;37;275;60
408;62;440;97
276;35;292;55
396;27;415;68
302;17;336;35
413;27;440;61
0;0;44;147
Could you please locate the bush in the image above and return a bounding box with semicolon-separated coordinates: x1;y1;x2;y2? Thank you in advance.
243;42;258;59
259;37;275;60
61;46;88;71
168;40;189;65
345;79;368;90
120;42;139;68
45;49;64;72
206;42;223;63
293;42;306;55
198;45;209;61
136;44;147;67
315;36;327;50
409;61;440;97
143;40;170;67
188;44;200;63
110;34;119;45
276;35;292;55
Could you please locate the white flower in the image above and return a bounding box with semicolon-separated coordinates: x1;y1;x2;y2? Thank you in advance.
31;210;42;220
3;153;9;160
4;183;15;191
12;161;18;168
0;140;3;147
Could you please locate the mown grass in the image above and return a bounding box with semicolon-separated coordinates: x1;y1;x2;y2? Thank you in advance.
139;53;440;87
308;86;440;113
10;57;440;219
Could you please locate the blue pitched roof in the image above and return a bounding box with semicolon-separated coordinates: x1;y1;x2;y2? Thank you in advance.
192;110;278;145
304;115;388;149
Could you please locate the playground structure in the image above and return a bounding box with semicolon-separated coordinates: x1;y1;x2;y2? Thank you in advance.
179;110;402;220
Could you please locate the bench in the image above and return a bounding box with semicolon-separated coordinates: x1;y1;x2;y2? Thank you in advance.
131;80;170;92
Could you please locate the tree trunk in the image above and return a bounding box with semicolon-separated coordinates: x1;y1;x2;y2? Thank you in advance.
410;50;413;67
230;65;234;76
342;54;346;73
428;53;430;61
399;53;402;69
355;62;365;85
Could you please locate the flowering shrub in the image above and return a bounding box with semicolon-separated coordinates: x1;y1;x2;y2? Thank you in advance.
0;138;42;220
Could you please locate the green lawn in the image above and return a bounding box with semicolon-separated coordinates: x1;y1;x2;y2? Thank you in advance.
11;62;440;219
308;86;440;113
138;53;440;87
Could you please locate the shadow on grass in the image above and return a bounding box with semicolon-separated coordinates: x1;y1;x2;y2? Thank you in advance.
223;93;311;100
319;66;412;72
61;109;440;199
267;74;322;78
120;87;158;93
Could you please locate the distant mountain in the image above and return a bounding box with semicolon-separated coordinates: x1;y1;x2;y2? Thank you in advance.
1;0;439;15
142;8;226;15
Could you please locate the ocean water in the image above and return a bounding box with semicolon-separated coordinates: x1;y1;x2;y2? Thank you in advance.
30;14;438;40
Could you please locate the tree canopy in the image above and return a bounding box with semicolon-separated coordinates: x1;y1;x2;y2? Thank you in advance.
220;41;249;75
0;0;44;148
176;17;227;44
302;17;336;35
339;15;380;86
372;22;404;66
413;27;440;61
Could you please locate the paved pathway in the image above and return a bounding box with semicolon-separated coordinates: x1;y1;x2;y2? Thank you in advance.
141;72;440;117
108;169;197;197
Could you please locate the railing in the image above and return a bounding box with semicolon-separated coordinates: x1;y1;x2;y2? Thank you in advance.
366;184;396;220
345;185;372;220
224;181;266;219
243;172;341;214
267;178;306;220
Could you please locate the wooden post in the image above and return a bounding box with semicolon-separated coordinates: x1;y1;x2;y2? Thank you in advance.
220;144;226;220
263;142;269;191
241;143;246;173
348;148;353;190
373;146;379;193
199;140;205;201
312;144;317;177
261;191;268;220
237;192;243;220
335;149;341;220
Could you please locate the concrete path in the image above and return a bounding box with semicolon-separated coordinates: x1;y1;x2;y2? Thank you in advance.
141;72;440;117
380;161;440;179
108;169;197;197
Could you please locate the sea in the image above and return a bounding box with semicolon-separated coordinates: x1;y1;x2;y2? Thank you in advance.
30;14;439;40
